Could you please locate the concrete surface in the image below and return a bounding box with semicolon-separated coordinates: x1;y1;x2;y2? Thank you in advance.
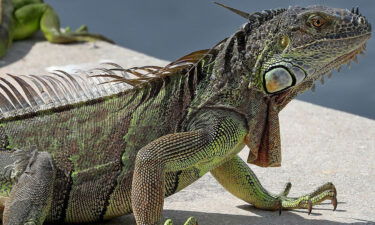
0;37;374;225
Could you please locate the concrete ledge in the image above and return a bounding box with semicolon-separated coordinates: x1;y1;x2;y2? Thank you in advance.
1;39;374;225
0;37;168;75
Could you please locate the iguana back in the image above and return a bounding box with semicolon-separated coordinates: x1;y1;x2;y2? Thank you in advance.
0;59;211;221
0;62;202;165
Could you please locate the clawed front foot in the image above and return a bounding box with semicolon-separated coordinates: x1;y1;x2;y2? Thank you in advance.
58;25;114;44
277;182;337;215
164;217;198;225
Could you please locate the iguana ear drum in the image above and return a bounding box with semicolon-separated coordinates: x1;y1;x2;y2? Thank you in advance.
264;64;307;94
264;67;294;93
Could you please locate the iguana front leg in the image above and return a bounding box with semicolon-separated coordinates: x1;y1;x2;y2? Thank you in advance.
1;149;55;225
211;156;337;214
131;110;248;225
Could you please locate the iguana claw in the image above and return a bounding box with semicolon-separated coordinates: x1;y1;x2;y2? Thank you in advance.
332;189;338;211
332;196;338;211
276;198;282;216
307;199;313;215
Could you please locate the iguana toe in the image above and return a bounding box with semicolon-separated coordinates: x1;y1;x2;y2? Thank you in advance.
184;217;198;225
163;217;198;225
278;182;292;197
164;219;173;225
76;25;89;33
24;222;36;225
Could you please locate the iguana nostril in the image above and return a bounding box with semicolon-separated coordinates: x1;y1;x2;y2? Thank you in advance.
358;17;365;25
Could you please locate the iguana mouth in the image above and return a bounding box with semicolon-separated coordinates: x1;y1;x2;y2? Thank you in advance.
316;33;371;79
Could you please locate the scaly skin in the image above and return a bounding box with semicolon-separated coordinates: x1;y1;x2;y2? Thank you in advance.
0;4;371;225
0;0;113;58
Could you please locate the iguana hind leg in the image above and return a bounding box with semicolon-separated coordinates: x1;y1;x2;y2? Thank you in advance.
211;156;337;215
2;150;55;225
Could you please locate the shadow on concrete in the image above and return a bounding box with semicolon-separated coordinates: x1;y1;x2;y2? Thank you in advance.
82;208;375;225
0;39;36;68
0;41;35;68
237;203;347;215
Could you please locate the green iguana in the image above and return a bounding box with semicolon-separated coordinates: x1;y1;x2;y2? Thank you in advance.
0;0;113;58
0;4;371;225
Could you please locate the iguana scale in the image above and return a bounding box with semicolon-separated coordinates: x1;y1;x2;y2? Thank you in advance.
0;4;371;225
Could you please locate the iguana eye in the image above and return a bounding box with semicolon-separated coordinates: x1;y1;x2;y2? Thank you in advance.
264;67;294;93
309;15;326;28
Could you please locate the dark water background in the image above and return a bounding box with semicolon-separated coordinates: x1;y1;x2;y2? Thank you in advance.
46;0;375;119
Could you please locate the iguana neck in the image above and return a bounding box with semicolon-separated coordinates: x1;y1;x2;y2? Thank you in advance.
189;28;274;116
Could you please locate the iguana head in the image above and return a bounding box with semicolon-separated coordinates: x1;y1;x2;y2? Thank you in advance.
215;4;371;167
216;3;371;96
257;5;371;96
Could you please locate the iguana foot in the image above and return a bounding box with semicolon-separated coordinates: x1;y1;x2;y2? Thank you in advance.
277;182;337;215
51;26;114;44
40;5;114;44
164;217;198;225
1;148;37;183
57;25;114;44
2;151;55;225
